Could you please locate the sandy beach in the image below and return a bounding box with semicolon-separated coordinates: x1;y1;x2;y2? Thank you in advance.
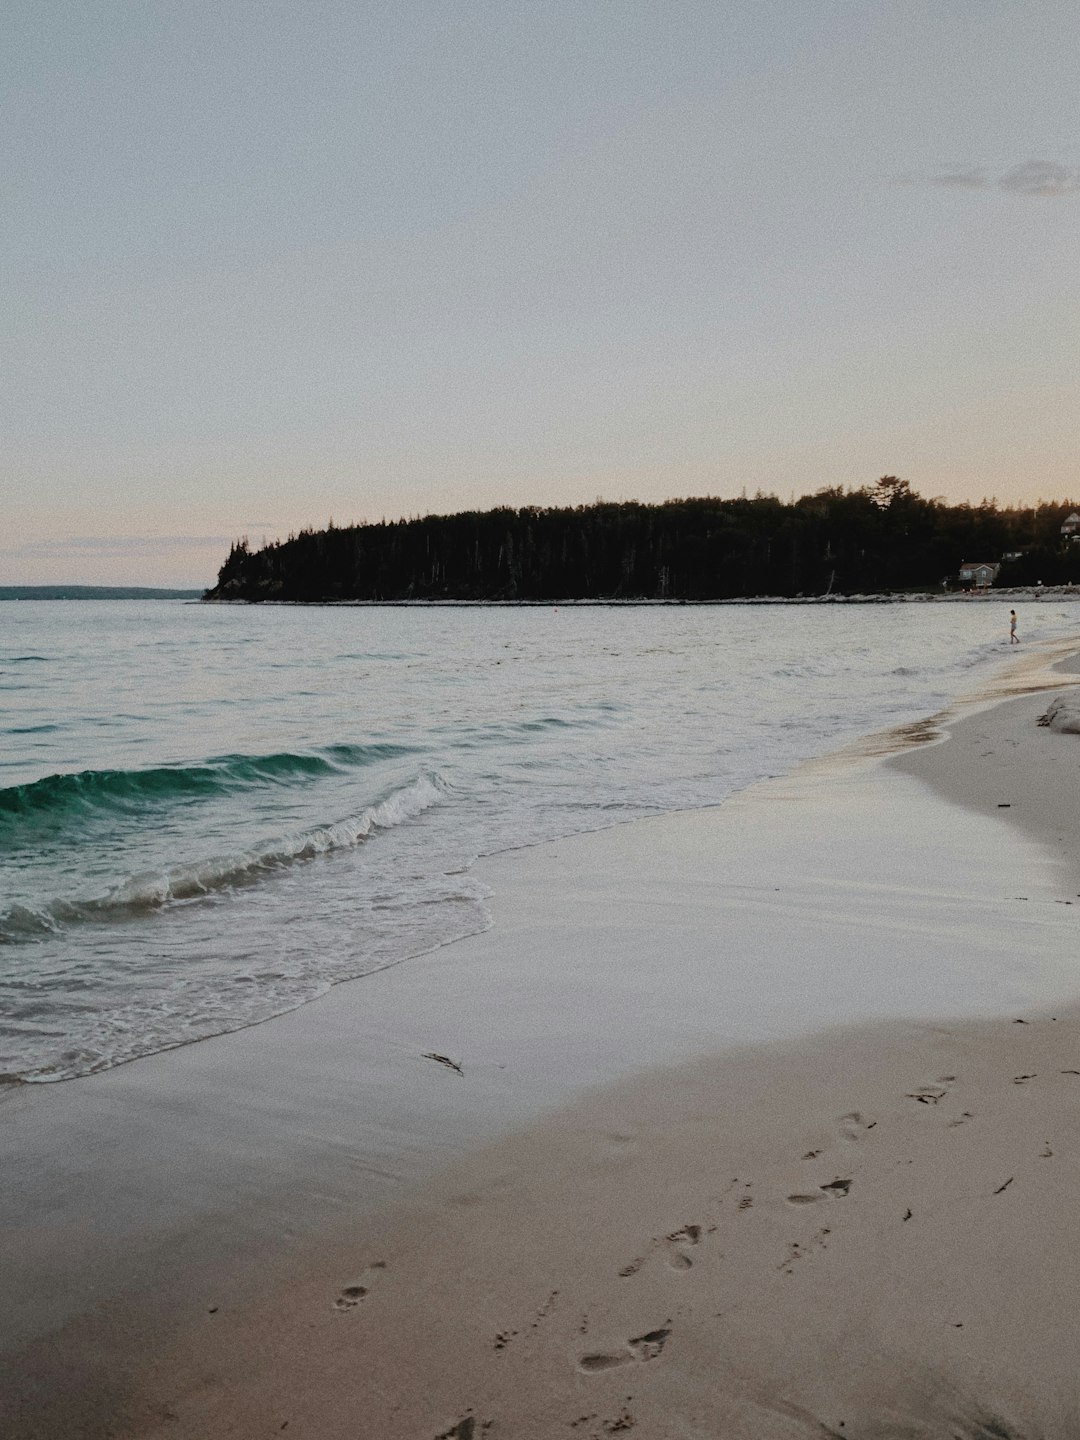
5;644;1080;1439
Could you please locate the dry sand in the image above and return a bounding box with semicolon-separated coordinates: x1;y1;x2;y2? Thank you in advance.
5;646;1080;1439
145;1013;1080;1440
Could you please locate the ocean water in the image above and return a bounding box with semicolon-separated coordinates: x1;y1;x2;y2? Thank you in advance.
1;598;1074;1083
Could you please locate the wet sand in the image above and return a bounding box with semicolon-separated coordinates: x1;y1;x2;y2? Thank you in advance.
4;645;1080;1438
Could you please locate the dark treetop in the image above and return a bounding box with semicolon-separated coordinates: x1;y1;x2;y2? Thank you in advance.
205;480;1080;603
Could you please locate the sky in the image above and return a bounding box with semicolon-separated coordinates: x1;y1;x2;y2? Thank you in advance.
3;1;1078;587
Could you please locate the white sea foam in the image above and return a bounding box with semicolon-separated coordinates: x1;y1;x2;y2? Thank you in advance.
2;598;1078;1080
1;773;447;938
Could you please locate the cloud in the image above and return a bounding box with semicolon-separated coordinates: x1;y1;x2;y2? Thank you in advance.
926;162;990;189
998;159;1080;196
901;158;1080;196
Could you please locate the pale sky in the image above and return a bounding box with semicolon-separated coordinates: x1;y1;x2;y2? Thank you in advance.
3;1;1078;586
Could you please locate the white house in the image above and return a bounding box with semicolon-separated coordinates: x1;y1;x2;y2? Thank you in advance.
1062;512;1080;537
958;561;999;588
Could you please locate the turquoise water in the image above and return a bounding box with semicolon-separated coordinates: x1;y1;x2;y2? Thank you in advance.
1;598;1074;1081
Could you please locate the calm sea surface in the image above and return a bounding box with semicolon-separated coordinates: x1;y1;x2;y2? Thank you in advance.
1;599;1074;1082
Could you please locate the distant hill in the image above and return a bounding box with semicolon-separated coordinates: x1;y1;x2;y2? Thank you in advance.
204;483;1080;602
0;586;202;601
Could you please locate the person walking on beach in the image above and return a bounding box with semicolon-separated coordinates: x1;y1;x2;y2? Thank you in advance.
1010;609;1019;644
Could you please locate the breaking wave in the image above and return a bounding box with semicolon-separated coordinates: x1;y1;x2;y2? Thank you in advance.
0;742;419;835
0;773;447;943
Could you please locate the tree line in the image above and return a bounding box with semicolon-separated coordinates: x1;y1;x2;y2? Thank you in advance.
204;479;1080;602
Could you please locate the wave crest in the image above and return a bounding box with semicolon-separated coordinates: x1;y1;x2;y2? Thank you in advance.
0;742;419;831
0;773;447;943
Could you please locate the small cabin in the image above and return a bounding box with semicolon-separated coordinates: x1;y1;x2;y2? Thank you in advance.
958;561;999;589
1062;512;1080;537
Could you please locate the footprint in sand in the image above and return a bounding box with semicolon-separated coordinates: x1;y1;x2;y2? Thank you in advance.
578;1353;631;1373
332;1260;387;1312
786;1177;852;1206
629;1327;671;1361
494;1289;560;1350
777;1226;831;1274
434;1419;486;1440
839;1111;877;1141
664;1223;702;1270
907;1077;978;1127
619;1223;711;1277
578;1326;671;1373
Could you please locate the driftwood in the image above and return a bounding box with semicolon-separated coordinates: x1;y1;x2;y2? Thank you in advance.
422;1052;464;1077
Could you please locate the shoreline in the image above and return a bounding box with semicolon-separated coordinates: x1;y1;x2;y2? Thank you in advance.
5;644;1080;1436
888;649;1080;883
199;586;1080;605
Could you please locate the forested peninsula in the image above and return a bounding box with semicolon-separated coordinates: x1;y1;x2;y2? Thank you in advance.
204;479;1080;603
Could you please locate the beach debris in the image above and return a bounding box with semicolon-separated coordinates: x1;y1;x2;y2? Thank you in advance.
1013;1073;1036;1084
422;1052;464;1076
997;802;1012;808
993;1176;1014;1195
1013;1018;1028;1024
906;1086;947;1104
902;1208;912;1221
1041;1142;1054;1158
1061;1069;1080;1075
